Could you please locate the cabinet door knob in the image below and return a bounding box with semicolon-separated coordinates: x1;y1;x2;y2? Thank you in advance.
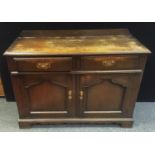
80;90;84;100
36;62;51;70
68;90;72;100
102;60;115;66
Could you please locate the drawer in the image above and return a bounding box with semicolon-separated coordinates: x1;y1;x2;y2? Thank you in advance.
13;57;72;71
81;55;140;70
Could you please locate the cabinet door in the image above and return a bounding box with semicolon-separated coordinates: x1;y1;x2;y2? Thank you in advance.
79;73;141;118
11;73;74;118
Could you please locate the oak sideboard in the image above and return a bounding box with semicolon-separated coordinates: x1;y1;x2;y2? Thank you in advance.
4;29;151;128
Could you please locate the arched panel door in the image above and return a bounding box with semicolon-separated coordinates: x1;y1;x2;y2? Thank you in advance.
79;74;135;118
15;73;74;118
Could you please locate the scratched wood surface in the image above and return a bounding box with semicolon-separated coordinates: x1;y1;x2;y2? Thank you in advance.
4;29;150;56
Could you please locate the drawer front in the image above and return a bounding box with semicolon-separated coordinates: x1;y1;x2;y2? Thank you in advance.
81;55;140;70
13;57;72;71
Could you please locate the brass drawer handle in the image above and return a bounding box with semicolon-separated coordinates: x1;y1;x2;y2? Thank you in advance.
80;90;84;100
102;60;115;66
68;90;72;100
36;62;51;70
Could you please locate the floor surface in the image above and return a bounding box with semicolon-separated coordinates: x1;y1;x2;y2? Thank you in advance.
0;98;154;132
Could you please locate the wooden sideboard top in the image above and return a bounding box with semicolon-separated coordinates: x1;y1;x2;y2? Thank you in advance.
4;29;151;56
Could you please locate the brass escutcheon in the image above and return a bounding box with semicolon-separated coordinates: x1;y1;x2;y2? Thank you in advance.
36;62;51;70
102;60;115;66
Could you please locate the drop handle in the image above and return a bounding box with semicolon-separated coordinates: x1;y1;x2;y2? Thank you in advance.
68;90;72;100
80;91;84;100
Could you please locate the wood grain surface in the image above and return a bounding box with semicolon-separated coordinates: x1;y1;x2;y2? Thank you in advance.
4;29;150;56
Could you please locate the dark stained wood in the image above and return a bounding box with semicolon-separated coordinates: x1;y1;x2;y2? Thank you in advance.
12;73;75;118
4;29;151;128
81;55;141;70
18;117;133;128
13;57;72;72
78;73;142;118
121;122;133;128
79;74;128;116
19;29;131;37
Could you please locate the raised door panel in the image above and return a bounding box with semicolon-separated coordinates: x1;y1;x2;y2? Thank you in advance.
84;80;124;111
79;74;140;118
12;73;74;118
